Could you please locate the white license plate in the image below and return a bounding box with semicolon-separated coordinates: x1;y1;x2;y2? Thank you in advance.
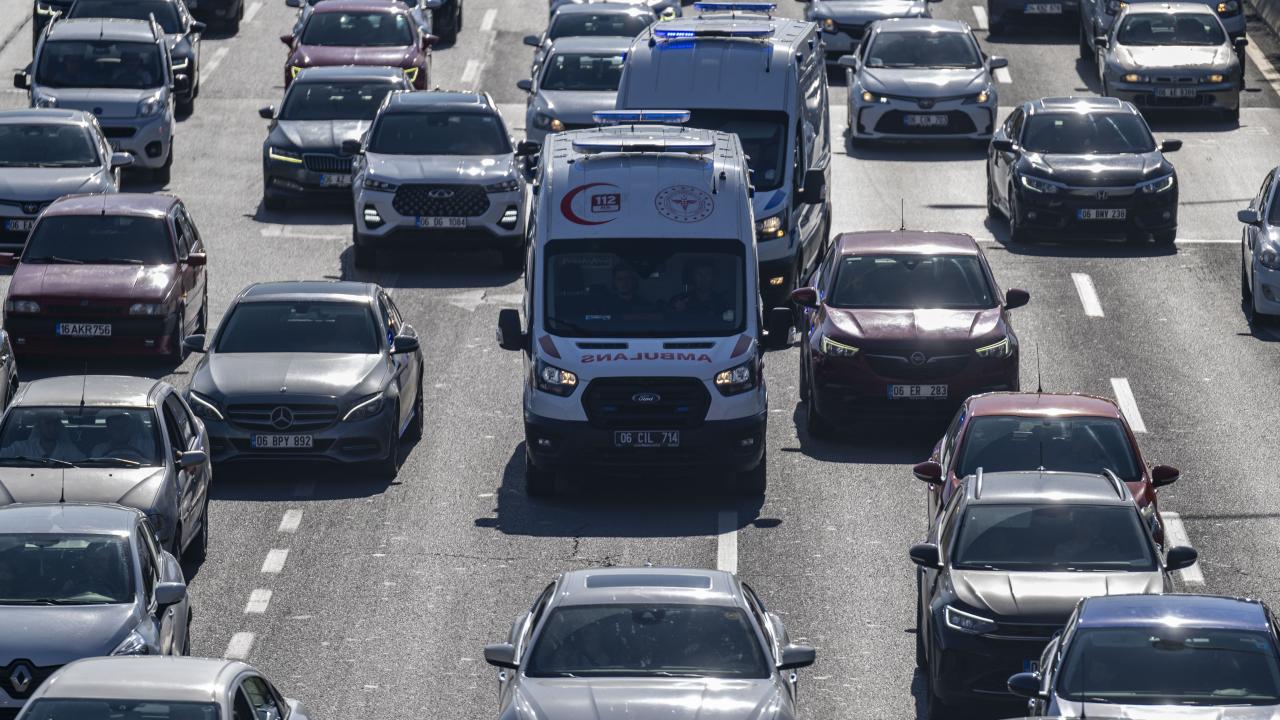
1155;87;1197;98
1078;208;1127;220
3;219;34;232
56;322;111;337
251;434;314;449
1024;3;1062;12
319;174;351;187
888;384;948;400
415;216;467;228
614;430;680;448
904;114;949;128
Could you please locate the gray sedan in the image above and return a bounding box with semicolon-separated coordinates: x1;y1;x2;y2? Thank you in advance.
484;567;816;720
518;36;631;143
0;375;211;558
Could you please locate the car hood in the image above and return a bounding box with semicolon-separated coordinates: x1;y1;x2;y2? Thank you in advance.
272;120;371;152
0;603;139;665
9;263;175;303
0;467;166;508
198;352;388;399
951;568;1164;620
813;0;927;22
1116;44;1232;69
511;677;787;720
37;87;156;120
1021;150;1170;186
1062;702;1280;718
293;45;416;68
365;152;515;183
858;67;988;97
536;90;619;124
0;168;104;202
826;307;1001;347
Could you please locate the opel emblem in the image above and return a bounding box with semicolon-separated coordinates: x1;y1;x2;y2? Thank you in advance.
9;664;31;695
1095;190;1109;200
427;189;454;199
20;203;39;215
269;406;294;430
909;352;926;366
632;392;661;404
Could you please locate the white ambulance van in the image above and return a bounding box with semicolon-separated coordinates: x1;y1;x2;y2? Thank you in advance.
497;111;783;497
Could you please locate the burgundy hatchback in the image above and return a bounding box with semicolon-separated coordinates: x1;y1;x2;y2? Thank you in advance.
282;0;434;89
794;230;1028;436
1;193;208;360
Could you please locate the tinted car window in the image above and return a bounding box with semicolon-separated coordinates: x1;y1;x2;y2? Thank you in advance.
301;11;413;46
1021;112;1156;154
828;255;995;310
0;124;99;167
0;533;133;604
956;416;1141;481
549;12;652;38
216;300;381;354
24;215;175;265
540;52;625;91
952;504;1157;572
1117;12;1225;46
280;81;399;121
24;701;219;720
368;112;511;155
0;407;162;466
68;0;183;33
36;40;166;89
526;604;770;678
864;30;982;68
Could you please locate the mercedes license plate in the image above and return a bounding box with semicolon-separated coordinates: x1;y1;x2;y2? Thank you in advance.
904;114;948;128
1155;87;1197;98
888;384;948;400
319;174;351;187
56;322;111;337
614;430;680;448
3;219;34;232
1024;3;1062;12
251;434;314;449
1078;208;1127;220
415;216;467;228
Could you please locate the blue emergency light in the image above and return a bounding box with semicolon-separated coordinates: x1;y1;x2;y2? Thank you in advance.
592;110;692;125
652;24;774;38
692;2;777;12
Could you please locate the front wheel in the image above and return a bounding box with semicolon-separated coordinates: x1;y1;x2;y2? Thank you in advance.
1225;105;1241;123
185;502;208;562
166;307;187;363
500;243;524;270
985;170;1000;219
1007;189;1031;244
153;147;173;185
373;411;400;479
352;226;377;269
1078;21;1091;59
406;374;424;441
525;453;555;496
915;571;928;668
737;452;767;496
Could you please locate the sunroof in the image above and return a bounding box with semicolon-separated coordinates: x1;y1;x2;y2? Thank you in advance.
585;574;713;589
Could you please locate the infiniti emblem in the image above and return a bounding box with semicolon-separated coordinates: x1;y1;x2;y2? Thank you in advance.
909;352;927;366
632;392;661;404
9;664;31;695
269;406;294;430
427;189;454;199
1095;190;1109;200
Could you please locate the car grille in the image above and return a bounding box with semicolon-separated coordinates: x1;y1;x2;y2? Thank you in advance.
225;403;340;432
43;302;130;317
1133;92;1214;108
303;153;352;173
864;352;970;380
392;184;489;217
874;110;977;135
987;621;1062;640
0;661;61;700
581;377;710;429
101;126;137;139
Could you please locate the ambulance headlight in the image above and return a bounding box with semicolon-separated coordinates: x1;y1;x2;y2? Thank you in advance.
714;361;757;396
534;359;578;396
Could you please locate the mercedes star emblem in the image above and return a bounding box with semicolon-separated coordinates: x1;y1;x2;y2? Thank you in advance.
270;406;294;430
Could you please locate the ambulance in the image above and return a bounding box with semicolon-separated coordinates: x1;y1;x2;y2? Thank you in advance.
496;111;785;497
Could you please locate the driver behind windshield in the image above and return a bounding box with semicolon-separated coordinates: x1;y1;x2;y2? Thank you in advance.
668;260;731;320
2;415;84;462
90;413;152;461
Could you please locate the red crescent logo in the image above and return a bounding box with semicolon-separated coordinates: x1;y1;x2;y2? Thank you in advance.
560;183;618;226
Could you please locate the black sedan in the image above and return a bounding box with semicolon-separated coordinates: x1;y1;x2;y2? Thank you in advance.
986;96;1181;244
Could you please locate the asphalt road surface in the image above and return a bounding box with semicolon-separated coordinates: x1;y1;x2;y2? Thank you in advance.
2;0;1280;717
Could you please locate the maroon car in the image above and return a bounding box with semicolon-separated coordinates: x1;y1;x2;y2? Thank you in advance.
282;0;434;89
912;391;1179;539
793;230;1028;436
0;193;208;360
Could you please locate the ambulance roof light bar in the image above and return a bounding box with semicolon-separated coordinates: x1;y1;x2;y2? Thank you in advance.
693;2;777;15
591;110;691;125
652;24;774;39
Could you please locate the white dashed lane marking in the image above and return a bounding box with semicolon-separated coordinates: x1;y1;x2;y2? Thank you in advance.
716;510;738;574
460;59;482;87
1110;378;1147;433
261;548;289;574
278;509;302;533
1161;512;1206;586
994;67;1012;84
224;632;255;659
202;47;231;79
1246;41;1280;98
245;589;273;614
1071;272;1104;317
480;8;497;31
972;5;989;30
242;1;263;24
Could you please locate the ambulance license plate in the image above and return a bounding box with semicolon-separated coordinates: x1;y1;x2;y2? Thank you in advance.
614;430;680;448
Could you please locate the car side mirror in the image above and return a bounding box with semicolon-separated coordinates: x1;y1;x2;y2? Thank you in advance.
176;449;207;468
797;168;826;205
987;55;1008;70
991;138;1016;153
258;105;275;119
191;20;207;33
391;335;420;354
1095;35;1108;48
516;140;541;156
182;334;206;354
1151;464;1179;487
765;307;792;350
497;308;527;352
523;34;541;47
184;252;207;267
110;152;134;169
285;0;303;7
483;642;518;669
341;139;363;155
279;33;295;46
154;581;187;608
12;73;27;90
1235;36;1249;48
0;253;18;267
908;542;941;568
790;286;818;308
1004;287;1030;309
913;460;943;485
422;34;438;47
1166;545;1198;571
1160;139;1182;152
837;54;858;69
1238;208;1262;225
1007;671;1042;699
778;644;816;670
516;79;533;92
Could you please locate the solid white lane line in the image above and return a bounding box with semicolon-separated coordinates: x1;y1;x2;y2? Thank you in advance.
1246;41;1280;97
994;67;1012;84
971;5;989;30
460;59;482;87
244;589;273;614
1161;512;1205;586
242;1;263;24
278;509;302;533
202;47;231;79
1071;272;1104;317
1110;378;1147;433
261;548;289;574
224;632;255;659
716;511;738;574
480;8;497;31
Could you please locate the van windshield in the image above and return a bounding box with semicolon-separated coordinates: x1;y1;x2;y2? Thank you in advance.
685;109;787;192
36;40;165;89
544;238;746;338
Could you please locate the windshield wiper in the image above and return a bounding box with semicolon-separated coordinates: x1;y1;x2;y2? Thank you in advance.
26;256;83;265
82;258;146;265
649;671;706;678
79;456;143;467
0;456;77;468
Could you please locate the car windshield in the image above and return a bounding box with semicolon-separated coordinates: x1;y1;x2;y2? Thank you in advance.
0;124;99;167
0;407;163;467
1058;627;1280;706
25;701;220;720
301;11;413;46
545;238;747;338
1021;112;1156;154
67;0;183;34
526;604;771;678
1117;12;1226;46
539;52;625;91
280;81;399;121
956;415;1142;481
216;300;380;353
0;533;133;605
367;112;510;155
549;12;652;39
952;504;1157;572
24;215;174;265
685;109;787;192
828;254;995;309
36;40;165;90
864;30;982;68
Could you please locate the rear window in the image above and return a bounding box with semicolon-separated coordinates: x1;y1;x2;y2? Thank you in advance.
24;215;174;265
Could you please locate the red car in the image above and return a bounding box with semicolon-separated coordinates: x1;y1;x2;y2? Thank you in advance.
793;230;1028;436
282;0;434;89
0;193;209;360
912;391;1180;539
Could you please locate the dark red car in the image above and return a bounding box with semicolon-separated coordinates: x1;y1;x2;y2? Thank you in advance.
793;230;1028;436
282;0;434;89
0;193;209;360
912;391;1179;539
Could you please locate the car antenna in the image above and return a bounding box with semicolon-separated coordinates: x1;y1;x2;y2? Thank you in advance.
79;364;87;411
1035;344;1043;394
899;198;905;231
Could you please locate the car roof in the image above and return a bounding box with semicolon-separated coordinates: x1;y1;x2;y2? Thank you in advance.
834;230;980;256
0;503;142;534
293;65;408;83
966;391;1125;420
870;17;972;33
966;470;1131;504
312;0;408;13
384;90;490;112
47;17;159;42
547;35;634;53
1028;96;1135;115
238;280;379;303
1078;594;1270;632
0;109;94;126
553;2;652;15
44;192;177;219
555;567;742;607
40;657;252;702
14;375;165;408
1123;1;1216;13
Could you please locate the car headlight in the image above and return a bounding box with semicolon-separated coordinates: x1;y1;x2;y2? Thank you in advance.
112;629;151;656
4;300;40;314
860;90;887;103
1105;0;1125;13
945;605;998;635
755;212;785;240
533;113;564;132
290;65;304;78
819;335;859;357
485;178;520;193
171;56;190;71
1019;173;1061;194
1205;73;1226;83
1216;0;1239;13
403;67;419;83
33;93;58;109
974;336;1012;359
713;360;757;396
1259;244;1280;270
129;302;164;315
268;146;304;164
969;89;990;104
363;177;398;192
342;393;386;422
1140;173;1175;194
138;94;164;117
534;358;578;396
1122;73;1145;83
821;17;837;32
659;6;676;19
187;391;224;421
